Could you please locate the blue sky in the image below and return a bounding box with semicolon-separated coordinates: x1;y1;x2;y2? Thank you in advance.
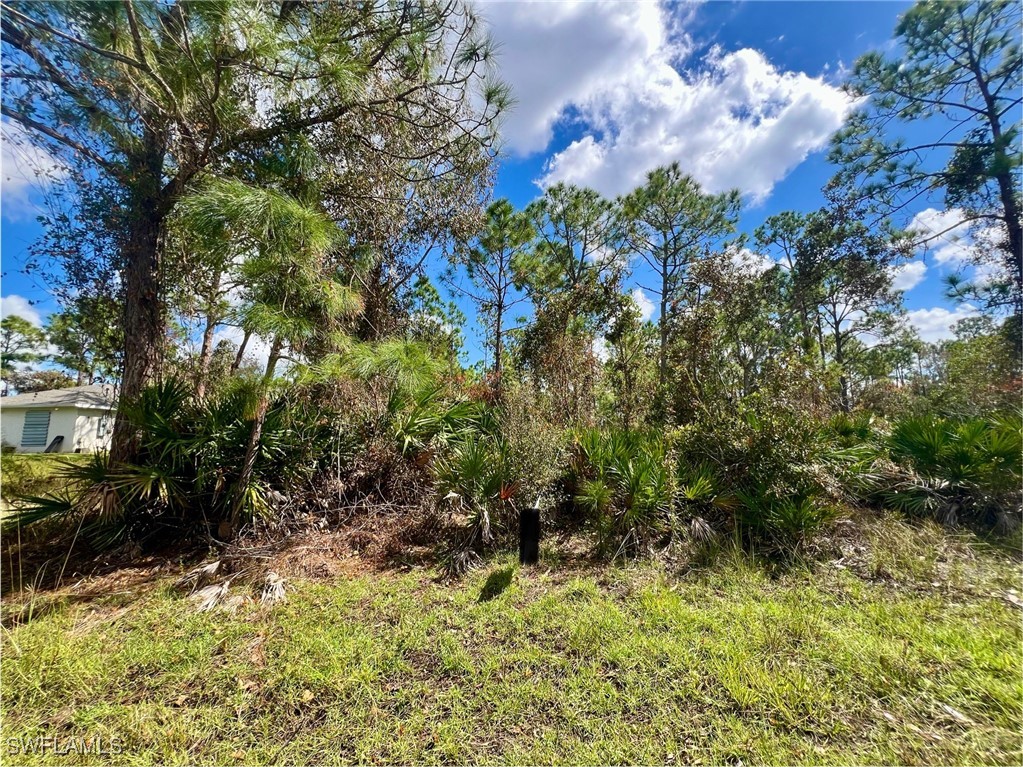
0;0;986;366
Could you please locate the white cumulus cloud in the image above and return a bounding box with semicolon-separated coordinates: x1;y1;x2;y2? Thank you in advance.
907;208;976;266
0;294;43;327
485;2;854;201
630;288;656;322
906;305;978;343
890;260;927;292
484;1;672;156
541;47;854;200
1;120;65;222
732;247;777;276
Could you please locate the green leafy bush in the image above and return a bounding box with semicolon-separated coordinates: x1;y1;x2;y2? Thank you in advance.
566;429;673;556
387;385;493;458
734;487;837;549
828;411;877;447
881;414;1021;529
562;404;842;558
432;433;516;571
498;383;569;511
673;394;838;552
6;378;332;548
827;411;1022;531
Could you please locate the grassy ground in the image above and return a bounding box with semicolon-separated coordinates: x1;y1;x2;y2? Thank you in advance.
1;452;90;505
2;517;1021;766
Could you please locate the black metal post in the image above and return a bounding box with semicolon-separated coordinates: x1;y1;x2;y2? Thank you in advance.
519;507;541;565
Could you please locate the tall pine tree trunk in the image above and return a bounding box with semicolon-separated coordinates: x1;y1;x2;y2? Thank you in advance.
110;210;165;462
110;215;167;459
493;301;504;400
970;50;1023;316
656;262;671;420
835;340;851;413
110;126;168;464
657;261;670;390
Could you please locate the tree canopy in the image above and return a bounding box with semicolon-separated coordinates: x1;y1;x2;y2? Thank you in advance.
831;0;1022;316
2;0;506;458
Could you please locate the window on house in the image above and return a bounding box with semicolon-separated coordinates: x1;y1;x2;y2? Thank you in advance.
97;415;109;438
21;410;51;448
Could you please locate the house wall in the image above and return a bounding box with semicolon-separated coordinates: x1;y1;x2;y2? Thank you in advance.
73;409;114;452
1;407;114;453
1;409;25;450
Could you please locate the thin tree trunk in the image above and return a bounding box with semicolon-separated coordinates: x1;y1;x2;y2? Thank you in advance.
357;260;389;341
493;298;504;400
228;336;283;534
834;328;851;413
493;254;507;400
992;161;1023;306
658;263;670;390
194;301;221;401
968;39;1023;314
816;314;828;371
621;348;634;430
837;375;851;413
231;329;251;372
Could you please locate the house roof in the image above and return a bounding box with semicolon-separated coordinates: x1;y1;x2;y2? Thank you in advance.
0;384;117;410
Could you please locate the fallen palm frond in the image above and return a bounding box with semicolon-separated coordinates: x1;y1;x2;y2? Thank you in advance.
176;560;222;593
259;571;288;606
191;580;231;612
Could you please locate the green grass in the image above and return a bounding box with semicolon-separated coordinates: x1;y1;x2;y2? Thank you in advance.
1;452;90;504
2;528;1021;765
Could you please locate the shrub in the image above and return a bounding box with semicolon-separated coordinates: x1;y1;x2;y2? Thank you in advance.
432;433;516;572
673;394;837;552
387;385;493;459
6;378;332;548
827;411;877;448
674;461;734;549
827;412;1022;532
498;382;569;511
562;402;844;558
734;486;837;550
565;429;673;556
882;414;1022;529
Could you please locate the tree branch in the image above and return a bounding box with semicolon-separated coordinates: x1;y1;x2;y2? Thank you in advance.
0;105;126;181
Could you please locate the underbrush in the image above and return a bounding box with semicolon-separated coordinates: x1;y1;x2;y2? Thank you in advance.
1;453;89;504
5;379;334;549
830;412;1023;533
4;366;1020;575
563;393;840;559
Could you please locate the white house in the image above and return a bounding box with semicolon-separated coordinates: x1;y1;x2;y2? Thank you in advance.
0;385;117;454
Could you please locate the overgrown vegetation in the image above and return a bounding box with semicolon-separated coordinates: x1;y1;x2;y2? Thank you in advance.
0;2;1020;764
2;0;1019;571
0;454;89;505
